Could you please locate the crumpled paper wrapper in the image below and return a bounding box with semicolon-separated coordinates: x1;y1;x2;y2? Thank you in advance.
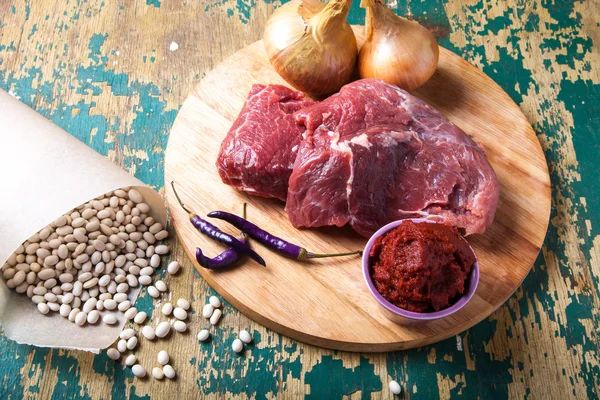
0;89;167;353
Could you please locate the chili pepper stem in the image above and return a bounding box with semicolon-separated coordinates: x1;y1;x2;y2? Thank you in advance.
302;250;363;260
171;180;194;215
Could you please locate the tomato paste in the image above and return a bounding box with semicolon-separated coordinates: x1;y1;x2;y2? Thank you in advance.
369;221;476;313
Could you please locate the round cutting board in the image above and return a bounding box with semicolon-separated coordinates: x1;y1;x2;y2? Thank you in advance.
165;30;551;352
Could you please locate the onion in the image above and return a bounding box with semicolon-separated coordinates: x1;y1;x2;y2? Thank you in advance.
264;0;358;96
358;0;439;91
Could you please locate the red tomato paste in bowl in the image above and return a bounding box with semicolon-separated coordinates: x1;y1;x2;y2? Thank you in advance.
368;220;476;313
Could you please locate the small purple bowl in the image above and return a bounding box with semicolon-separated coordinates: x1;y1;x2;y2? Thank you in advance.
362;218;480;326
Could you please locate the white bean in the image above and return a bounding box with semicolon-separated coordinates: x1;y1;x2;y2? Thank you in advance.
197;329;210;342
173;307;187;321
389;381;402;395
154;281;166;293
147;286;160;298
117;339;127;353
202;304;214;319
176;298;190;310
138;275;152;286
134;312;147;324
113;293;128;303
132;364;146;378
157;350;169;365
154;245;169;255
127;336;138;350
209;296;221;308
150;254;160;268
167;261;180;274
104;299;117;310
118;301;132;312
161;303;173;315
173;321;187;332
87;310;100;324
232;339;244;353
142;325;156;340
239;330;252;344
152;367;164;380
107;348;120;360
75;311;87;326
155;322;170;338
163;365;176;379
103;314;118;325
68;308;80;322
120;328;136;340
124;307;138;320
37;303;50;315
125;354;137;366
210;309;222;326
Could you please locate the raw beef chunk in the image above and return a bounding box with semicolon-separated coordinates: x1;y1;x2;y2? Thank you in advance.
217;84;315;201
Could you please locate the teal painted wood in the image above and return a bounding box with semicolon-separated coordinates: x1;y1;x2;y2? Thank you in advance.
0;0;598;398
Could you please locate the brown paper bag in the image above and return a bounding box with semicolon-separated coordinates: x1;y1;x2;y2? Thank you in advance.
0;89;167;352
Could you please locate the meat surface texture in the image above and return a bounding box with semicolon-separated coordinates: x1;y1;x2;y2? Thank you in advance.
287;79;500;237
217;84;315;201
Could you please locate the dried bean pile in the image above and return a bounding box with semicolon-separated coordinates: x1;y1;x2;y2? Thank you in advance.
0;188;169;326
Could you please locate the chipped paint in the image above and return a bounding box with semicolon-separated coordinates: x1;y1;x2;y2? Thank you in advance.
0;0;599;398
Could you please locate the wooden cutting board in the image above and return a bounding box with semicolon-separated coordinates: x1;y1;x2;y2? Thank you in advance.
164;29;551;352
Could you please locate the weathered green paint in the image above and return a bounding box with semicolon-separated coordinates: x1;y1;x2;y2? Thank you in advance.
1;0;598;398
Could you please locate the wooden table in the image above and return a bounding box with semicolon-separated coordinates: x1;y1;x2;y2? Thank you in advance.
0;0;598;398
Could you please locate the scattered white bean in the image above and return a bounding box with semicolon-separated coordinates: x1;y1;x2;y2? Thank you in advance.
232;339;244;353
117;339;127;353
107;348;120;360
210;309;222;326
167;261;180;274
125;354;137;366
163;365;176;379
202;304;214;319
389;381;402;395
209;296;221;308
138;275;152;285
147;286;160;298
152;367;164;380
155;280;167;292
142;326;156;340
155;321;170;338
132;364;146;378
173;307;187;321
157;350;169;365
173;321;187;332
127;336;138;350
161;303;173;316
197;329;210;342
120;328;136;340
239;330;252;344
176;298;190;310
124;307;138;320
134;311;147;324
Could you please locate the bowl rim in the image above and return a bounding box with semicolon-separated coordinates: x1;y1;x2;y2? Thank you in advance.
362;218;480;321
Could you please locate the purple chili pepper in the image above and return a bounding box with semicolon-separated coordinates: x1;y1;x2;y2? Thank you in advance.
208;208;362;260
171;182;265;267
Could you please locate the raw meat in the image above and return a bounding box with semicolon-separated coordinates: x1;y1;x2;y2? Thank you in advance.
217;84;315;201
287;79;499;237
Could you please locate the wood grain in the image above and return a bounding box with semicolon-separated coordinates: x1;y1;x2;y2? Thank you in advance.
2;0;598;397
164;33;551;351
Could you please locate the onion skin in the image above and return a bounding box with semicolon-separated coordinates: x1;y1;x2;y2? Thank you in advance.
264;0;358;96
358;0;439;91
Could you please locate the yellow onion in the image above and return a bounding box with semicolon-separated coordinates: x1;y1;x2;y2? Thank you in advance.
358;0;439;91
264;0;358;96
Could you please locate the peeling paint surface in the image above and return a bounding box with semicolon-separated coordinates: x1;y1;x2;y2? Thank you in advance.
0;0;599;398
